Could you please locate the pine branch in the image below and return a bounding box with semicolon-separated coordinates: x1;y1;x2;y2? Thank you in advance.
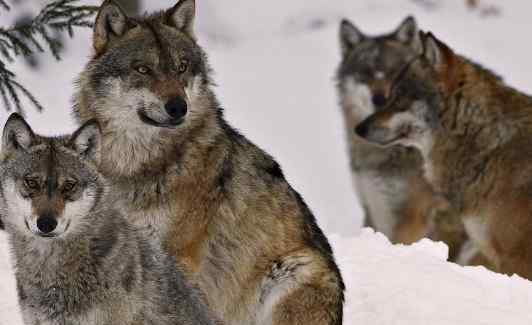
0;61;43;114
0;0;9;11
0;0;98;114
0;0;98;61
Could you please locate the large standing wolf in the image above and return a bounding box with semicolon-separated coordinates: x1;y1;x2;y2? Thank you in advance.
0;113;218;325
356;33;532;278
337;17;472;260
74;1;344;324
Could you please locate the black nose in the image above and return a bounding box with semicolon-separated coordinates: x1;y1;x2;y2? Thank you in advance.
164;97;188;120
355;120;370;138
372;93;387;107
36;215;58;234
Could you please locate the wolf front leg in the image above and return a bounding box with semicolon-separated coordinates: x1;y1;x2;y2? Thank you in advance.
257;250;344;325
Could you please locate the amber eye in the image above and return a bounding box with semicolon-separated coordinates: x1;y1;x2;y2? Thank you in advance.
62;180;77;193
24;178;39;190
135;65;150;74
178;60;188;74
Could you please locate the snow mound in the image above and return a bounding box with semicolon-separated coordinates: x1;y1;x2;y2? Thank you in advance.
334;229;532;324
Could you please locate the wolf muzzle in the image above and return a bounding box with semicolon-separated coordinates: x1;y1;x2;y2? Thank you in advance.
36;214;58;235
137;96;188;128
355;117;398;146
372;93;387;108
165;96;188;120
355;119;371;138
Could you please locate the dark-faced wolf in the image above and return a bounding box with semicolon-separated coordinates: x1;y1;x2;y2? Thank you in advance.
0;113;218;325
356;32;532;278
74;1;344;324
337;17;473;258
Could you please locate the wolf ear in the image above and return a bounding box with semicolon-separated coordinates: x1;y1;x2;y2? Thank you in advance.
93;0;130;55
69;120;102;165
340;19;364;56
394;16;418;43
393;16;422;52
423;33;448;68
167;0;196;38
2;113;35;153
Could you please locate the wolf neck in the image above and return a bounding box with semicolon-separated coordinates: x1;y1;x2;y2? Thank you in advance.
426;58;529;210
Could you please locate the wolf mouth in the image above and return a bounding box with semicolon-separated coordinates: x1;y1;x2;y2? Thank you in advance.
25;219;71;238
367;132;407;147
383;132;411;146
137;110;184;128
38;220;70;238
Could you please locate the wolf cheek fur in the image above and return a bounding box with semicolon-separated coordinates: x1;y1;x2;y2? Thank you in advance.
74;0;344;324
0;114;219;325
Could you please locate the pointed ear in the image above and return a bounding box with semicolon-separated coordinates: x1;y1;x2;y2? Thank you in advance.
340;19;365;56
394;16;418;42
69;120;102;165
2;113;35;152
167;0;196;38
423;33;448;68
394;16;423;53
93;0;130;55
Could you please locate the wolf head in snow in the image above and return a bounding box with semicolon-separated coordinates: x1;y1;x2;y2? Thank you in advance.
0;113;105;239
337;16;423;124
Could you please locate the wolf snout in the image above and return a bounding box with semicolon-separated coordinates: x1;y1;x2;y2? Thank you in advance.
372;93;387;108
165;97;188;120
355;120;370;138
36;214;58;234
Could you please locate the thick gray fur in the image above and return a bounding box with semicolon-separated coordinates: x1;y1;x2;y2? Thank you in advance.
0;114;218;325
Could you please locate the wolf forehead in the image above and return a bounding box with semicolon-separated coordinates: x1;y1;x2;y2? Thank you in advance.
88;18;207;77
341;40;418;76
1;139;96;180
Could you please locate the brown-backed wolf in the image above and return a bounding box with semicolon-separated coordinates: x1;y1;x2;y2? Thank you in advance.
355;32;532;277
74;1;344;324
337;17;470;257
0;113;218;325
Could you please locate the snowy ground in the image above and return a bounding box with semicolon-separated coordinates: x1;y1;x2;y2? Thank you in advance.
2;0;532;324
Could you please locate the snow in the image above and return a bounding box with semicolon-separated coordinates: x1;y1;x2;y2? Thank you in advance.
2;0;532;324
336;230;532;324
0;232;23;325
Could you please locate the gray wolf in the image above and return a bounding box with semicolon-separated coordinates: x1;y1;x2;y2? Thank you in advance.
0;113;219;325
356;33;529;277
74;1;345;324
337;17;463;252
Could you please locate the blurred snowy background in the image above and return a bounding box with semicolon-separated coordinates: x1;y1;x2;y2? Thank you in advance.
2;0;532;324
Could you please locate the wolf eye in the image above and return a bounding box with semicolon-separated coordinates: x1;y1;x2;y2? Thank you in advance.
24;178;39;190
178;60;188;74
135;65;150;75
62;180;77;193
